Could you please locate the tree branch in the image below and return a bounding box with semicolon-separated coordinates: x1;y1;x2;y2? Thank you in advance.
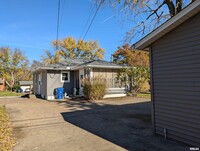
146;1;165;20
176;0;182;14
165;0;175;17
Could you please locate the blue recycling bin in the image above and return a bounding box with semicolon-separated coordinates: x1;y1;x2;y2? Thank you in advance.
56;87;64;99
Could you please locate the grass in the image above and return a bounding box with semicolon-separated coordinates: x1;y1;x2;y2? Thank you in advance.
137;92;151;99
0;91;22;97
0;105;16;151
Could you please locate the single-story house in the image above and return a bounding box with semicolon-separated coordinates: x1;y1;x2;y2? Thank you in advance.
33;59;127;100
19;81;33;92
0;78;6;91
132;1;200;146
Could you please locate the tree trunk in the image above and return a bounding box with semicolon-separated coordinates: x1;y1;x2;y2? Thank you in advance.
176;0;182;14
165;0;176;17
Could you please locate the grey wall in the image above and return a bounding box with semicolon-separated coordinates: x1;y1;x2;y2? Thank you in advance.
151;12;200;146
47;70;74;97
33;70;47;98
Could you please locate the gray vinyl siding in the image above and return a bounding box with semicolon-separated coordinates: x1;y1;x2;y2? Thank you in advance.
33;70;47;98
33;72;38;95
151;12;200;146
46;70;74;97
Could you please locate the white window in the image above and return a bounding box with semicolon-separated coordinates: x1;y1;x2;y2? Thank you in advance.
61;71;70;82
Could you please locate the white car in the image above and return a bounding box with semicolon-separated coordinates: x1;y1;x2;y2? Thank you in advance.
24;88;30;93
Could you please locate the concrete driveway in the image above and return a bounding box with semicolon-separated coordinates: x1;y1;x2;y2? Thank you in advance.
0;97;188;151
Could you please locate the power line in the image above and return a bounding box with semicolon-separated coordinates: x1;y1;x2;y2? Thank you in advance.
56;0;61;44
60;0;66;29
79;5;96;40
82;0;104;40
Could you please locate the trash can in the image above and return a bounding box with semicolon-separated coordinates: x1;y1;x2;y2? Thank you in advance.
56;87;64;99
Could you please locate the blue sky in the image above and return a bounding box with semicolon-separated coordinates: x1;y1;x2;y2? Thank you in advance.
0;0;135;63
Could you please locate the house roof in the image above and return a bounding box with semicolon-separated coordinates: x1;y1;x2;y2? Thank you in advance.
34;59;126;72
19;81;33;86
72;60;126;70
132;0;200;50
34;59;89;71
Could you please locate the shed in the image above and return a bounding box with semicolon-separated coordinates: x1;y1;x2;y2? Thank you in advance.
19;81;33;92
133;1;200;146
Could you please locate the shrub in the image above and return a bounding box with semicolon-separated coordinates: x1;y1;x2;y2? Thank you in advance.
82;77;106;100
117;67;150;96
12;83;20;92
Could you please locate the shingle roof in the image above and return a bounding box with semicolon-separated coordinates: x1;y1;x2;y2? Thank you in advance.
71;59;127;70
78;60;124;67
34;59;126;72
45;58;90;68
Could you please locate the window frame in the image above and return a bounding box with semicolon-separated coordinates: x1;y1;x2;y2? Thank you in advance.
61;71;70;83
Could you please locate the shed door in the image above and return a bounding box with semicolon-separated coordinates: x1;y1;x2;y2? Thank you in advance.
38;73;42;95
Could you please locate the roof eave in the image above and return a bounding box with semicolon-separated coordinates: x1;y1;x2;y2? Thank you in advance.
71;64;126;70
33;67;71;73
87;65;126;69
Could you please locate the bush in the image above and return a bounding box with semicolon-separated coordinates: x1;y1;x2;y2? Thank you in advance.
12;83;20;92
117;67;150;96
82;77;106;100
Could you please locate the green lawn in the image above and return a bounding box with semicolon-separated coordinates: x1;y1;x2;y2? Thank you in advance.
137;92;151;99
0;106;16;150
0;91;22;97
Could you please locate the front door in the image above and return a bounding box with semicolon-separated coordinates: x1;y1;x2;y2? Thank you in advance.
79;69;84;95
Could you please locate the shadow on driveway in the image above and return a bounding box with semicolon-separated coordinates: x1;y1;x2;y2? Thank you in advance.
60;100;187;151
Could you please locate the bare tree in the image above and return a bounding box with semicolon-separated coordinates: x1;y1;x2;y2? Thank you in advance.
95;0;195;43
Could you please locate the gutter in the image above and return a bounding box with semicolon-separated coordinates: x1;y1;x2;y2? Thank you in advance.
33;67;71;73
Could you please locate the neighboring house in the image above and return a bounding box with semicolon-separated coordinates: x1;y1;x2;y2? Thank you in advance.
33;59;127;100
19;81;33;92
133;1;200;146
0;78;6;91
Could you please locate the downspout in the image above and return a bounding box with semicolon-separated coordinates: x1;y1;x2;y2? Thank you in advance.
149;46;156;134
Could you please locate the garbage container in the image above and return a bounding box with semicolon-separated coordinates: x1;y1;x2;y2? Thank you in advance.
56;87;64;99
